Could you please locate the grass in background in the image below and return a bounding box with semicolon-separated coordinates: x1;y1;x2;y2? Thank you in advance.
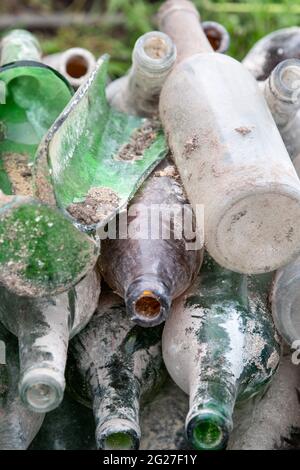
0;0;299;77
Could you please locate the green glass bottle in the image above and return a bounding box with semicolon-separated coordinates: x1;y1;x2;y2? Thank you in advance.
162;254;281;450
0;323;44;449
66;289;166;450
0;268;100;414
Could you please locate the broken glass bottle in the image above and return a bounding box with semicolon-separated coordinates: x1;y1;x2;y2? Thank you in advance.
66;290;166;450
162;254;281;450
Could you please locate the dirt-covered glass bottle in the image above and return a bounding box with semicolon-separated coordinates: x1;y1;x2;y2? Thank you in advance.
0;268;100;413
99;157;203;327
0;323;44;449
162;254;281;450
66;290;166;450
158;0;300;274
106;31;176;117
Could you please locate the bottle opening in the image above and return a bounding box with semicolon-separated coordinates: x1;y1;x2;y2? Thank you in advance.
280;64;300;92
187;413;229;451
135;294;161;318
202;22;230;54
103;432;135;450
66;54;89;79
143;36;169;60
25;383;58;411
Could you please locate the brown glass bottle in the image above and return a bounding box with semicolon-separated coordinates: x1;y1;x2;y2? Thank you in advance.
99;158;203;327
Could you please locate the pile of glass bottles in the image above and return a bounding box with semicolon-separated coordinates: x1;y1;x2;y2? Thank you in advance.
1;0;300;451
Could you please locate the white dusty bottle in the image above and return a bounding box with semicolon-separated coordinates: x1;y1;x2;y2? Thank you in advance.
158;0;300;274
43;47;96;89
0;324;44;449
243;27;300;81
263;59;300;175
162;254;281;450
106;31;176;117
0;268;100;413
99;158;203;327
66;290;166;450
202;21;230;54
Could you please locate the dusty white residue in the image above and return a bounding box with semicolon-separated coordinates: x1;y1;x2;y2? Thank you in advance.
221;309;244;381
266;350;280;370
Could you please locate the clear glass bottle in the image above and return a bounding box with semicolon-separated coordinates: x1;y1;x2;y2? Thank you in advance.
0;323;44;449
106;31;176;117
99;158;203;326
158;0;300;274
0;268;100;413
162;254;281;450
66;290;166;450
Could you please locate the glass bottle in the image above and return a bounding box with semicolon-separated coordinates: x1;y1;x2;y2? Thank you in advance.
99;158;203;326
106;31;176;117
158;0;300;274
0;268;100;413
0;323;44;449
162;254;281;450
66;290;166;450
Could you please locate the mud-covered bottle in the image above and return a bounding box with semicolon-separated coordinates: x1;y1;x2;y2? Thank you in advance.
0;323;44;449
106;31;176;117
0;268;100;413
162;254;281;450
263;59;300;175
99;158;203;326
66;290;166;450
158;0;300;275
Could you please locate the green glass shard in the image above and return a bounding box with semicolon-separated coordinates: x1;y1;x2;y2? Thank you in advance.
35;55;168;232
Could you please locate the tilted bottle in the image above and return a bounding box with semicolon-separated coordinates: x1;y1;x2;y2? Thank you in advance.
66;290;166;450
106;31;176;117
0;323;44;449
0;268;100;413
158;0;300;274
242;27;300;81
162;254;281;450
99;157;203;326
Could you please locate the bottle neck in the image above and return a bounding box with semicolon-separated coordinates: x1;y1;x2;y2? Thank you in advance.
18;296;70;413
125;31;176;116
0;29;42;66
186;380;236;450
264;59;300;129
125;274;172;326
92;376;141;450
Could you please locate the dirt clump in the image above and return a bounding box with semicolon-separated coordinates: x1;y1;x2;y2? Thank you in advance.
67;187;120;226
116;119;160;161
2;153;33;197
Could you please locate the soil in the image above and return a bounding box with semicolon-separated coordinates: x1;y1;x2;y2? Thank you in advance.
2;153;33;197
67;187;120;226
235;126;252;136
154;165;179;179
116;119;159;162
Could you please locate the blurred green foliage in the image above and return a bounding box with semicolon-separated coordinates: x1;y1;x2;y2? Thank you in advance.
0;0;299;78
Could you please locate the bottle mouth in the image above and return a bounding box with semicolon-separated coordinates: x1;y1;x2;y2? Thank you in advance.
133;31;176;74
202;21;230;54
126;279;171;327
96;419;140;450
186;410;230;450
19;368;65;413
270;58;300;102
62;48;95;84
